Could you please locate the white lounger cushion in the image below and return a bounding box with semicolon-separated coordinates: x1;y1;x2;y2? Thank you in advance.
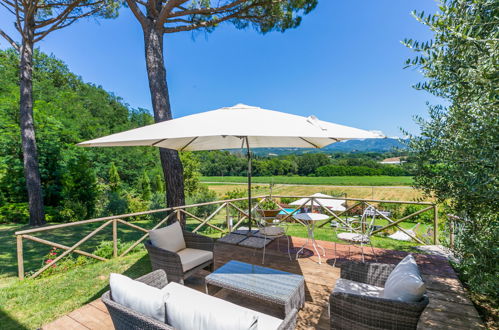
383;254;426;302
149;221;186;252
163;282;279;330
110;273;167;322
177;248;213;271
333;278;384;298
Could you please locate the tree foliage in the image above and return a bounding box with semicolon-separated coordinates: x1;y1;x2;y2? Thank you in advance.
0;49;203;223
196;150;412;177
404;0;498;298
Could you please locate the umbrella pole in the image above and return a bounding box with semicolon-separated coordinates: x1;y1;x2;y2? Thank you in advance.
245;137;252;235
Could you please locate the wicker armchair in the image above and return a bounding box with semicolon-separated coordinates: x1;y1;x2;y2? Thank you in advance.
144;230;214;284
102;269;299;330
329;261;429;330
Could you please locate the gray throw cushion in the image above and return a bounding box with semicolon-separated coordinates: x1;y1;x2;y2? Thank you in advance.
149;221;186;252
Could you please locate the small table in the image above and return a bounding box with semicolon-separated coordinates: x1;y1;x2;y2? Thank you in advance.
205;260;305;317
294;213;329;264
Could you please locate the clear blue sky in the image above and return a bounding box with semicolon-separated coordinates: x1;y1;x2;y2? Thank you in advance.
0;0;441;137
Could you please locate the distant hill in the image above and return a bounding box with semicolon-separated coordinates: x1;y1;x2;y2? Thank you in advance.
325;138;407;152
249;138;407;156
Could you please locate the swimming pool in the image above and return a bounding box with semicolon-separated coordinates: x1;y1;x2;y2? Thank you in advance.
278;208;298;215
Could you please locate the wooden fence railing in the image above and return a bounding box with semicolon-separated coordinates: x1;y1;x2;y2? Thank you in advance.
14;195;438;280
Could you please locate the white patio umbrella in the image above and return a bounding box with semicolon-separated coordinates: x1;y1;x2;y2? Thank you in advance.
79;104;383;231
290;193;346;212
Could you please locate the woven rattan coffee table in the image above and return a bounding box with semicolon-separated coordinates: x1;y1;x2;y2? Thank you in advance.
205;260;305;317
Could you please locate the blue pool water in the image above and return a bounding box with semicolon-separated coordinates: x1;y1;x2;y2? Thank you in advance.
278;208;298;215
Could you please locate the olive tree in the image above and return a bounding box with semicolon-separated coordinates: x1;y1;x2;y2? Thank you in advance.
404;0;498;297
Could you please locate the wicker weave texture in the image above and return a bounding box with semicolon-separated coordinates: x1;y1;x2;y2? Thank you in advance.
330;261;429;330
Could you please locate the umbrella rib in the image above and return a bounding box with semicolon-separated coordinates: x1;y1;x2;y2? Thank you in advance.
180;137;198;151
299;137;320;148
152;139;167;146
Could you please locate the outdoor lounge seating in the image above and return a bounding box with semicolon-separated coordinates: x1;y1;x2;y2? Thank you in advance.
329;255;429;329
102;269;297;330
144;221;214;284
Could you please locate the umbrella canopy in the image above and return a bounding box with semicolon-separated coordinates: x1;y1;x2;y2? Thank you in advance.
78;104;382;150
79;104;382;233
289;193;346;212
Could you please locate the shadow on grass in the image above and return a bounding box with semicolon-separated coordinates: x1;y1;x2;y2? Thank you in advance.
84;253;152;304
0;308;28;330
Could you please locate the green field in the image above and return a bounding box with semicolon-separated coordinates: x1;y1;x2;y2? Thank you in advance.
201;176;414;186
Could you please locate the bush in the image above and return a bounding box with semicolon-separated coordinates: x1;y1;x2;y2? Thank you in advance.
378;202;403;219
315;165;381;176
0;202;29;223
187;185;218;218
93;239;142;259
223;188;247;216
279;197;295;205
402;205;433;223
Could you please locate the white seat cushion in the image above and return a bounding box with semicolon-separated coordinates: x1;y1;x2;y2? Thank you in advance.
333;278;384;298
162;282;264;330
149;221;186;252
110;273;168;322
177;248;213;272
337;232;369;243
383;254;426;302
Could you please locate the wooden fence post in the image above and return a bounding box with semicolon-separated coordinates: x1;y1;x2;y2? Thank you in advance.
449;220;454;249
113;219;118;258
17;235;24;280
433;204;439;244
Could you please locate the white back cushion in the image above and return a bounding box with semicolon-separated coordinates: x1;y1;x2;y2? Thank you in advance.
383;254;426;302
110;273;168;322
162;282;259;330
149;221;186;252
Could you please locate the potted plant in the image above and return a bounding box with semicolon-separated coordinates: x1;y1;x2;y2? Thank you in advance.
258;198;281;218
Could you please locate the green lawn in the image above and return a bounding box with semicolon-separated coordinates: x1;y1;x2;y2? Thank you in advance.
201;176;414;186
0;217;429;329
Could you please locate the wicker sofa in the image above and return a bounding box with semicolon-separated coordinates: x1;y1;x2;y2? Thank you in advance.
144;228;214;284
102;270;298;330
329;261;429;329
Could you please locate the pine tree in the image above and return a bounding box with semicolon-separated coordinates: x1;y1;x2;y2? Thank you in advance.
152;174;164;194
139;171;152;201
108;162;121;192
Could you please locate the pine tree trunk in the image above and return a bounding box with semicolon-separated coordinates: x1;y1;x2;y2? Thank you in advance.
143;22;185;222
19;18;45;227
